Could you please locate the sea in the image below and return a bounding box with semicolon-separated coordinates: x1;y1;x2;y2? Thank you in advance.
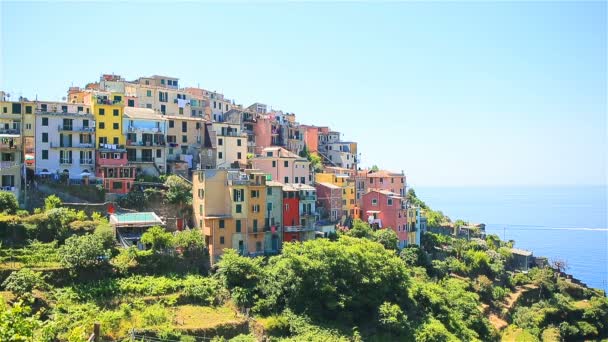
416;185;608;293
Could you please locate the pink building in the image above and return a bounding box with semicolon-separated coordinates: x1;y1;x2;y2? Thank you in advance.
300;125;328;153
251;147;311;185
253;116;273;154
315;182;342;222
361;189;408;248
95;149;136;194
365;170;407;197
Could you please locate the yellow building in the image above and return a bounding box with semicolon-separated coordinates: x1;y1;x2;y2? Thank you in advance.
407;207;419;246
89;92;125;147
193;169;269;264
315;172;356;223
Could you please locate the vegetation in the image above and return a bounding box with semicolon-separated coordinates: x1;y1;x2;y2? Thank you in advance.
0;191;606;341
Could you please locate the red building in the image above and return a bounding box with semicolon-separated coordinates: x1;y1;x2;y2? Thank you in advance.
361;189;408;248
95;148;136;194
282;184;301;242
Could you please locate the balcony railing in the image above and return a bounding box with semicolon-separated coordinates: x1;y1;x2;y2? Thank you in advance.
80;159;94;165
60;159;73;165
300;195;316;201
0;161;19;169
128;158;155;163
0;128;20;134
127;126;162;133
96;98;123;105
0;142;20;150
50;142;95;149
127;140;166;147
58;125;95;132
284;225;315;232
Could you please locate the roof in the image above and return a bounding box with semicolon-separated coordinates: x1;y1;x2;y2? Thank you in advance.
510;248;533;257
259;146;307;160
266;180;284;187
110;212;163;227
367;170;404;178
367;189;403;198
282;184;297;191
315;182;341;190
0;134;20;138
290;183;316;191
124;107;165;120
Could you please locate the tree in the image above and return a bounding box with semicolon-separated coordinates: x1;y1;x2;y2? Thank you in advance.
299;144;309;158
174;229;205;257
141;226;174;251
59;233;111;270
164;175;192;215
373;229;398;250
258;237;410;323
415;318;460;342
0;191;19;214
44;195;62;211
551;258;568;273
346;219;373;239
2;268;47;297
215;249;263;308
0;301;47;341
370;165;380;172
378;302;409;335
452;238;467;260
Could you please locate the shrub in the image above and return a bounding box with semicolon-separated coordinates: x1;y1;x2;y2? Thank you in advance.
2;268;48;297
141;303;169;326
0;191;19;214
372;229;399;250
181;276;223;305
378;301;409;335
141;226;173;251
60;233;111;270
415;318;460;342
44;195;62;211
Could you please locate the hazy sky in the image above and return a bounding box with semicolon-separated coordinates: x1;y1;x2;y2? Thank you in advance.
1;1;606;186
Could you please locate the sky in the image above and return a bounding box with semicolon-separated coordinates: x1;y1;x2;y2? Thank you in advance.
1;1;606;187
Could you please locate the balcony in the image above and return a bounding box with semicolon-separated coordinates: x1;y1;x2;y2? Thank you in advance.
0;161;19;169
127;140;166;147
128;158;155;163
58;125;95;133
284;225;315;232
96;98;123;106
228;179;249;186
50;142;95;149
300;195;316;201
0;128;20;134
60;158;73;165
127;126;163;133
0;140;20;150
80;159;94;165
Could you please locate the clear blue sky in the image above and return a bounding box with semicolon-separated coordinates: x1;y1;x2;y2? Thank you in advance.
1;1;606;186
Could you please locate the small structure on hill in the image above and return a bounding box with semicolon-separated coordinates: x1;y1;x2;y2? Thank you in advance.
510;248;534;271
110;211;165;248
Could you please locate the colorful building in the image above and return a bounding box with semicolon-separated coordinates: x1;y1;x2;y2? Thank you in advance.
244;170;268;256
35;103;95;179
89;92;126;147
252;147;311;185
315;172;356;223
282;184;301;242
365;169;407;197
123;107;167;176
315;182;342;223
265;180;284;253
361;189;409;249
95;147;136;194
292;183;317;239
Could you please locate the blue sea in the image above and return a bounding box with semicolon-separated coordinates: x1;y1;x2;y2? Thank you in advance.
416;186;608;293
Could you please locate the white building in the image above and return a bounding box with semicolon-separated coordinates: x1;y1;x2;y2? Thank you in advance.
35;103;95;179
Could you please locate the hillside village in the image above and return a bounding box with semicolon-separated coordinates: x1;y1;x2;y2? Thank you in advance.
1;74;607;341
1;73;426;257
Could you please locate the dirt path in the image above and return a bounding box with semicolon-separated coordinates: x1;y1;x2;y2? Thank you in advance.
484;284;539;331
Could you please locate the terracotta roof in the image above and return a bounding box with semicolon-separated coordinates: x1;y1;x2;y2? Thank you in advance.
367;170;404;177
315;182;341;190
291;183;316;191
124;107;165;120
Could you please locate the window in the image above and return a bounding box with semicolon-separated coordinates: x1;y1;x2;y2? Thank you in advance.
218;219;225;229
272;161;276;167
99;108;105;115
42;117;48;126
372;199;378;206
300;177;305;184
267;187;272;195
113;137;119;144
168;120;174;128
284;161;288;167
251;190;259;198
236;204;242;213
147;90;152;97
182;136;187;143
252;205;260;213
156;149;161;158
219;236;225;244
179;108;183;115
233;189;244;202
235;220;241;233
267;203;273;211
113;123;119;130
218;138;223;146
112;182;122;190
40;104;47;112
99;122;105;129
284;177;288;183
25;106;32;114
161;79;165;85
237;139;241;146
161;104;166;114
83;119;89;127
42;133;48;143
41;150;48;160
237;152;242;159
112;109;118;116
391;178;394;183
388;198;393;206
11;103;21;113
128;99;134;107
218;152;223;159
182;122;187;132
253;219;258;232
